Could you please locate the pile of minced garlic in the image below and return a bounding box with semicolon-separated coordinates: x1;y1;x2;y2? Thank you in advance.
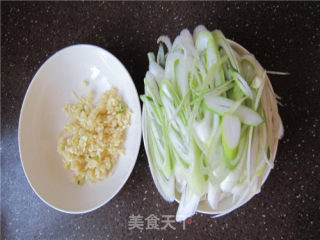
57;88;131;185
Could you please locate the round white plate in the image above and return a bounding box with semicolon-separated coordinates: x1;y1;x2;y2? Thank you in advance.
19;44;141;213
142;41;280;215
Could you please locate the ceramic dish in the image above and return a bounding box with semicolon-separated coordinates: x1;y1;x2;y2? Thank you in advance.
142;40;282;215
19;44;141;213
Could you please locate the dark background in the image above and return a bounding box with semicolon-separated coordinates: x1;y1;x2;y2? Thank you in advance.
1;1;320;240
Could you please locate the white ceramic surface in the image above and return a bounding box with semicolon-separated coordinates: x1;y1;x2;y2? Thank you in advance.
18;44;141;213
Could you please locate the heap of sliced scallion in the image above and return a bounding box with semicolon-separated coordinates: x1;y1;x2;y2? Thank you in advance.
141;25;284;221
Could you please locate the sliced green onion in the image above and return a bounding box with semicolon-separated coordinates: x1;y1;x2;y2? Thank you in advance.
142;26;283;222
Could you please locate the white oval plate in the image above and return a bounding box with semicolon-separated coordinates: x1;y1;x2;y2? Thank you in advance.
19;44;141;213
